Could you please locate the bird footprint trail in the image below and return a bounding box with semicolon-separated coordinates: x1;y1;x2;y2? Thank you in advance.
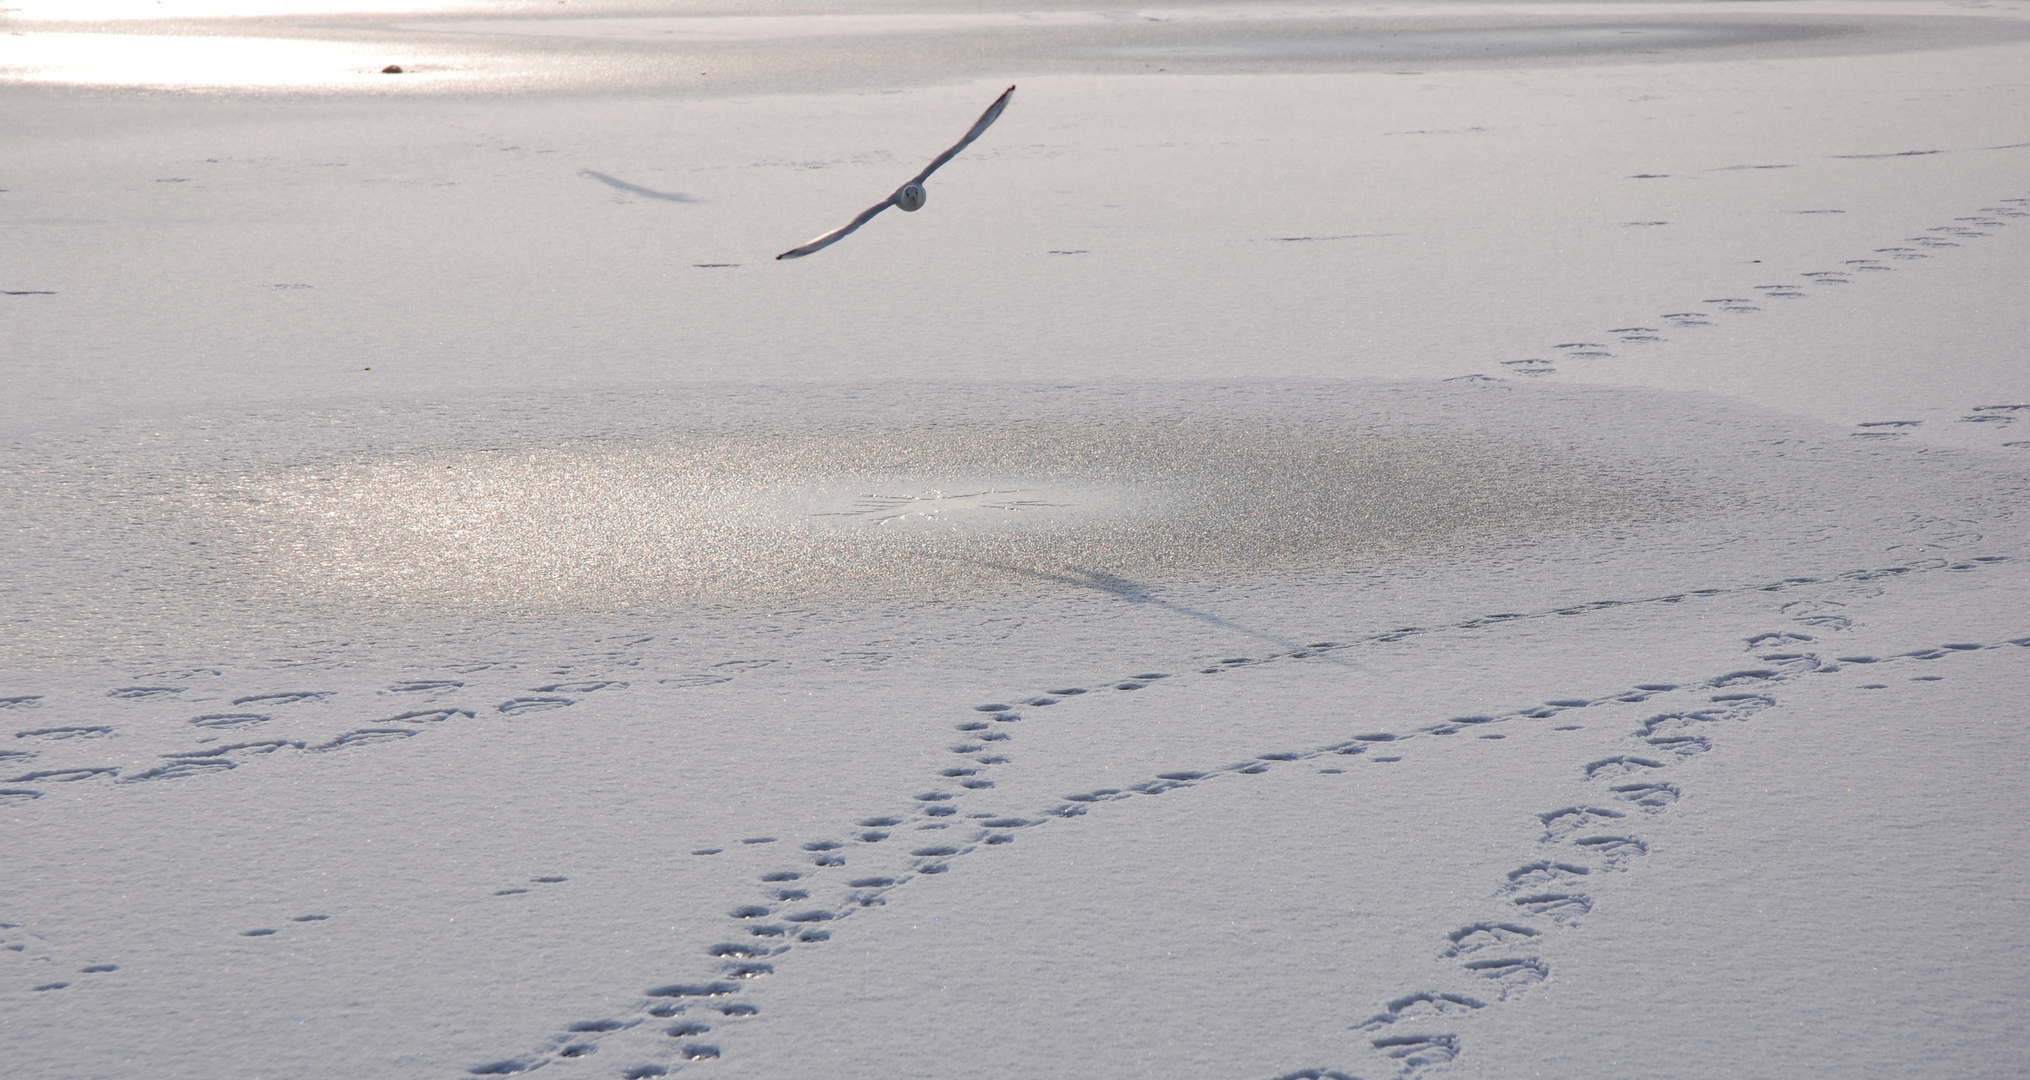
1491;186;2028;430
1338;638;2020;1076
472;555;2023;1078
0;670;649;810
776;85;1014;260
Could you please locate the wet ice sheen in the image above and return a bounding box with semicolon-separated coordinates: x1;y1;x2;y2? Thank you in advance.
221;409;1639;609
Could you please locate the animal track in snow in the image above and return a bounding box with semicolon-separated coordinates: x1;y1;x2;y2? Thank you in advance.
189;713;272;728
15;725;112;740
472;577;2022;1074
16;662;653;806
1356;991;1485;1030
1538;806;1627;840
121;760;236;782
1572;834;1649;868
1584;755;1664;778
1499;358;1555;376
388;679;463;693
106;686;181;700
1609;781;1680;809
230;691;330;706
1462;957;1549;998
1510;892;1592;924
381;708;475;724
498;696;574;715
9;766;118;783
1371;1032;1460;1068
1502;861;1589;892
311;728;417;751
163;739;301;761
1344;620;2020;1068
1496;186;2029;398
532;681;625;694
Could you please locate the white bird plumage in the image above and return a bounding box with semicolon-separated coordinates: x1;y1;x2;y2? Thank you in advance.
776;85;1015;260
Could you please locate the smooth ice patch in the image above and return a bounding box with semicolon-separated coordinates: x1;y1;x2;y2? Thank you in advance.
793;479;1159;532
216;412;1630;609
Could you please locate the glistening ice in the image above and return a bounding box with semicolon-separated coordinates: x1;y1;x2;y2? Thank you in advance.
220;402;1647;610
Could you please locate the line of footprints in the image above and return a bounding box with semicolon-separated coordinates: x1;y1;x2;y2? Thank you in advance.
0;681;630;806
1305;627;2027;1078
14;560;1993;1015
2;681;613;982
472;559;2025;1077
9;557;1989;814
1331;683;1782;1078
1486;189;2030;442
6;559;2011;1071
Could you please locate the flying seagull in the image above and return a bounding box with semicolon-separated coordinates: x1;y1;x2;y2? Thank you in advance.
776;84;1015;260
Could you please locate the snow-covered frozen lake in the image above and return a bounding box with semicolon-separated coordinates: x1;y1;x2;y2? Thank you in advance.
3;3;2026;1078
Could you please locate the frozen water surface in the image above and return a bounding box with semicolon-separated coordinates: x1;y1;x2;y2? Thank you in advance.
2;2;2027;1079
208;394;1643;611
8;2;2030;94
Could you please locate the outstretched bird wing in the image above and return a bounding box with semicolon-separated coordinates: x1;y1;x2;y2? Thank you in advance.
775;197;897;260
907;83;1016;188
776;84;1016;260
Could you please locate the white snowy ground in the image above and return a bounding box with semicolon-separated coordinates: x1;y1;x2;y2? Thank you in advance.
2;3;2028;1078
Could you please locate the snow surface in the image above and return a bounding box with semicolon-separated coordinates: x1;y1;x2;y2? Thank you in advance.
2;3;2027;1078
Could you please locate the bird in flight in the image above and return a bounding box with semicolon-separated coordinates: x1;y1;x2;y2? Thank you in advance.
776;84;1015;260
